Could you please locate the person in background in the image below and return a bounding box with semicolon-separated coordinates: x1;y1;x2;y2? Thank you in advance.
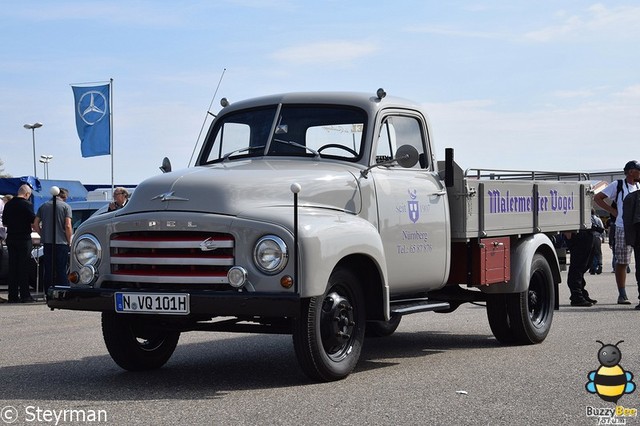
0;195;6;280
34;187;73;295
589;208;605;275
1;185;36;303
108;187;129;212
0;194;6;243
564;229;597;307
594;160;640;304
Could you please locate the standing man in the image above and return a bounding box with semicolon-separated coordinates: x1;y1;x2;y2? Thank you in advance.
594;160;640;305
564;230;596;306
0;194;6;243
1;185;36;303
34;187;73;295
0;194;7;280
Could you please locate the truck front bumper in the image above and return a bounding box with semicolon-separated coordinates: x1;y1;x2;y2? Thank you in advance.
46;286;301;318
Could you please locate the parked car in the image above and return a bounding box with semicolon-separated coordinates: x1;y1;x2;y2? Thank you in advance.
69;200;110;233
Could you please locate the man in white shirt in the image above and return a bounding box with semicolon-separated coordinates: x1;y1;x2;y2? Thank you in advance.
594;160;640;305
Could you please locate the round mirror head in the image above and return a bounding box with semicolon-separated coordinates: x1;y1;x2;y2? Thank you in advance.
395;145;419;168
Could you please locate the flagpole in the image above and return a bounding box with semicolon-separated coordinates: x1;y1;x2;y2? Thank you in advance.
110;78;114;193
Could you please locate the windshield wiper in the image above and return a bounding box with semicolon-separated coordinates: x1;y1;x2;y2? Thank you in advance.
272;138;320;158
222;145;266;161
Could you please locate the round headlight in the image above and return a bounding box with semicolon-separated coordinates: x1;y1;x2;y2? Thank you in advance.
78;265;97;285
228;266;248;288
253;235;288;274
74;234;102;267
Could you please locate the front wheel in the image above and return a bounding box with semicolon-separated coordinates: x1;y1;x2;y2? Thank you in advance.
292;267;366;381
102;312;180;371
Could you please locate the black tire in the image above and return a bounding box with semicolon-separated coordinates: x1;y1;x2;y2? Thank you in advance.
102;312;180;371
507;254;554;344
292;267;365;381
366;314;402;337
486;294;517;344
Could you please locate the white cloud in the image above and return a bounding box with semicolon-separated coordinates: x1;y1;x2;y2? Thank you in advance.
524;3;640;42
271;41;378;65
614;85;640;99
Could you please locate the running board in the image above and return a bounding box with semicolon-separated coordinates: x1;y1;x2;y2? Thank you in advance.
390;298;450;315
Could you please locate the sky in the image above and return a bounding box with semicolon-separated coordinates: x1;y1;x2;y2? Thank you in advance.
0;1;639;185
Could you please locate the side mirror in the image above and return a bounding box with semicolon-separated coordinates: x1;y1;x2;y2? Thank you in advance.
360;144;420;178
159;157;172;173
395;145;419;169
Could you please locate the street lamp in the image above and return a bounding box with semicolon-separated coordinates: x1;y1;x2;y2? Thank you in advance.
24;122;43;177
39;154;53;179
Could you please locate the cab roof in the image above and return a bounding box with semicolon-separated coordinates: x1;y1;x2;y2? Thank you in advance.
217;91;423;117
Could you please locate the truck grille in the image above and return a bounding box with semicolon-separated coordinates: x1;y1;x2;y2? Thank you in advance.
109;231;234;289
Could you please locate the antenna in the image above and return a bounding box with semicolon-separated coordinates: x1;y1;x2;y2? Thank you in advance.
188;68;226;167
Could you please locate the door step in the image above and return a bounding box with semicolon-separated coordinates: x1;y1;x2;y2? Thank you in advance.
390;298;450;315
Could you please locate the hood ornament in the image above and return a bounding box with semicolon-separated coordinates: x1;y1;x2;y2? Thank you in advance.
151;191;189;202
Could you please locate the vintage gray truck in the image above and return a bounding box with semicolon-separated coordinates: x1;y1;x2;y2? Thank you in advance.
48;89;592;381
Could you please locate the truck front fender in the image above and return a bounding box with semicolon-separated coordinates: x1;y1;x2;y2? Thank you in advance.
297;210;388;303
481;233;561;294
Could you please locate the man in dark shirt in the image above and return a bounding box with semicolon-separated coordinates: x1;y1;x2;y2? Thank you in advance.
2;184;36;302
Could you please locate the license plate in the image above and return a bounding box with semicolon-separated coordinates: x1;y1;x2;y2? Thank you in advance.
115;292;190;315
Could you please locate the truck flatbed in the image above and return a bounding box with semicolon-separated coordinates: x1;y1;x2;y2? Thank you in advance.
442;160;592;240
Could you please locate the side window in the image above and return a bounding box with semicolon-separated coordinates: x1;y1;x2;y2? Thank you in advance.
376;116;427;169
210;122;251;160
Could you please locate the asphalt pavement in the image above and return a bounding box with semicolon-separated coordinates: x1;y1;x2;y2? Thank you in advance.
1;247;640;425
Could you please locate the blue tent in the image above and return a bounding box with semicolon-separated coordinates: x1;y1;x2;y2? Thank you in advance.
0;176;88;212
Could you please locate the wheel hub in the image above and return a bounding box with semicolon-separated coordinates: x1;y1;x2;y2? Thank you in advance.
528;272;548;325
320;291;355;356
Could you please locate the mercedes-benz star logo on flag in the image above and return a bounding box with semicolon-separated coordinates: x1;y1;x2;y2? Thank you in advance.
71;82;111;158
77;91;107;125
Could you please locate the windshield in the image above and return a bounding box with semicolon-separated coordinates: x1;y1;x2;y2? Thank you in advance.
199;105;367;163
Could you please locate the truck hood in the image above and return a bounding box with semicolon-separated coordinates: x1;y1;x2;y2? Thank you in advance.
122;159;362;216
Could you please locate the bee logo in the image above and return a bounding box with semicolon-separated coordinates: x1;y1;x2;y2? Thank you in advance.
586;340;635;403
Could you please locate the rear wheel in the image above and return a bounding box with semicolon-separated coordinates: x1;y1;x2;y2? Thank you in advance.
292;267;365;381
508;254;554;343
102;312;180;371
486;254;554;345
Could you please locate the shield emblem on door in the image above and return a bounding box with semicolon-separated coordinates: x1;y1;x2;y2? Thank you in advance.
408;200;419;223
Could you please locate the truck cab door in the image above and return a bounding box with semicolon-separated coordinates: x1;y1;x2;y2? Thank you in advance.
370;113;450;294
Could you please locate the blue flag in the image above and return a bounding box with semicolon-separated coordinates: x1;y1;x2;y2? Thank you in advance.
72;84;111;157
